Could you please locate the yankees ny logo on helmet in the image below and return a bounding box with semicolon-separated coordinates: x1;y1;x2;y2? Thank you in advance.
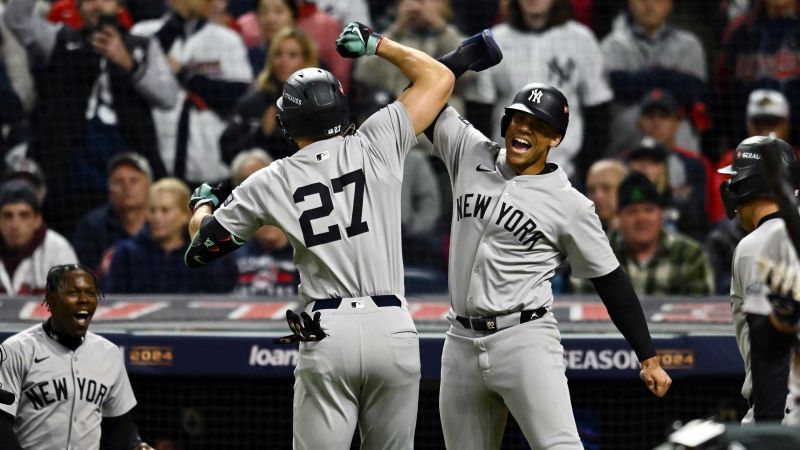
528;89;543;103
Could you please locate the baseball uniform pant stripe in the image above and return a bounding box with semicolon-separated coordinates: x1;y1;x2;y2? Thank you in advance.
440;316;583;450
294;299;419;450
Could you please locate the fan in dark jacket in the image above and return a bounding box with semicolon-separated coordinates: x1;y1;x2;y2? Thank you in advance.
3;0;177;236
220;27;319;162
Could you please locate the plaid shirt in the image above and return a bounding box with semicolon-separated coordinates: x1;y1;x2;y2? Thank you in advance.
572;230;714;296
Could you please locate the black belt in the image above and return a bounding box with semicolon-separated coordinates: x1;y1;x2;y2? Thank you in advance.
456;307;548;332
312;295;401;311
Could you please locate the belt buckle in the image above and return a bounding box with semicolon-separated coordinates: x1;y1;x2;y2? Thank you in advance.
485;317;497;331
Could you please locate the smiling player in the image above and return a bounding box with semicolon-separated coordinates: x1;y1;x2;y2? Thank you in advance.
0;264;152;450
427;83;671;449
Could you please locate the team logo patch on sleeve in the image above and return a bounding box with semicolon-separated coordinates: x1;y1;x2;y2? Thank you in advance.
223;193;234;207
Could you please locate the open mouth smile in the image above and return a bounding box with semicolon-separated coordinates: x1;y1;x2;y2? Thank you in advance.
511;137;532;154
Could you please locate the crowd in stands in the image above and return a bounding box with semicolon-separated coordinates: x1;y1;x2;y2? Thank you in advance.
0;0;797;297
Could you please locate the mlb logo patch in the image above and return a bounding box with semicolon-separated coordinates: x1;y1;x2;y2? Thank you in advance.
315;152;330;162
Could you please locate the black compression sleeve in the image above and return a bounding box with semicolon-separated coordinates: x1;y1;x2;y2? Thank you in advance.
184;215;246;269
0;411;22;450
590;266;656;361
100;411;142;450
423;105;448;143
746;313;792;421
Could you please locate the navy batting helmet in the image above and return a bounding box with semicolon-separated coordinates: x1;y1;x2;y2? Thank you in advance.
500;83;569;138
718;135;797;219
276;68;351;141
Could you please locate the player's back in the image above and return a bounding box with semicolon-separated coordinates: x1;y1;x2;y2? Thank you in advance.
218;102;416;303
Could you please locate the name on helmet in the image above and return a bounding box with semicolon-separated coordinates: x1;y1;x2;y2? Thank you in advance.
285;93;303;105
739;151;761;160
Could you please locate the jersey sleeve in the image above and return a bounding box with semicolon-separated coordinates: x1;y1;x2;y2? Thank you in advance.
577;27;613;107
102;346;137;417
0;338;26;418
432;106;496;175
213;166;276;241
357;101;417;177
744;225;799;315
559;199;619;278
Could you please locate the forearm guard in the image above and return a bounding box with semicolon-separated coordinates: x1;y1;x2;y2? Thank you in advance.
184;216;245;268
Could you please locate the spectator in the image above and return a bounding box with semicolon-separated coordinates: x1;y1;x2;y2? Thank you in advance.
71;152;152;276
601;0;707;156
585;158;628;233
208;0;242;32
240;0;298;72
3;0;176;236
0;2;36;114
47;0;134;29
238;0;352;91
229;150;300;296
466;0;613;181
2;156;46;205
133;0;253;187
315;0;372;26
0;180;77;295
104;178;235;293
354;0;474;113
637;90;722;230
0;44;26;160
572;171;714;295
715;0;800;147
712;89;793;199
625;137;711;240
220;27;318;162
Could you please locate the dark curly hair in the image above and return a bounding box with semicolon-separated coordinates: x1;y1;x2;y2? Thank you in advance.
42;264;103;310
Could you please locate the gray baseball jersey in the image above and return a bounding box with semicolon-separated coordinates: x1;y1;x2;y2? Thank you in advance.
432;106;616;449
734;217;796;412
432;106;618;318
215;101;415;304
0;324;136;450
738;218;800;425
215;101;421;449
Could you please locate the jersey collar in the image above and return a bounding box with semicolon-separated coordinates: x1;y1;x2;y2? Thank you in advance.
757;212;782;229
42;319;84;351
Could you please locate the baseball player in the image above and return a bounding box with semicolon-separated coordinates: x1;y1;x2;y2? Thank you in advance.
183;22;500;450
720;136;799;422
426;83;671;449
755;256;800;426
0;264;152;450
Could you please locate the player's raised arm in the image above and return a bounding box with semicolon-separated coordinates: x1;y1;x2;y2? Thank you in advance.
336;22;454;135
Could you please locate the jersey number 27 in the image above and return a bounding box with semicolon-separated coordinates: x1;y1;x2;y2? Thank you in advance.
293;169;370;247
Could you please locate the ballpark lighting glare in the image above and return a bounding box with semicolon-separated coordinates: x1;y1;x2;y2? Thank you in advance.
667;419;726;447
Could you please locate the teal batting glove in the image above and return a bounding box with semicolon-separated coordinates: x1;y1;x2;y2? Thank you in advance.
336;22;383;58
189;182;232;212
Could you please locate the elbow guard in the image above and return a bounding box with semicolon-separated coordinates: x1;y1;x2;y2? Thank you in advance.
185;216;245;268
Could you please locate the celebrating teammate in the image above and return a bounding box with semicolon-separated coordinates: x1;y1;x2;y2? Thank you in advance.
719;136;799;422
426;83;671;448
0;264;152;450
184;22;500;449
